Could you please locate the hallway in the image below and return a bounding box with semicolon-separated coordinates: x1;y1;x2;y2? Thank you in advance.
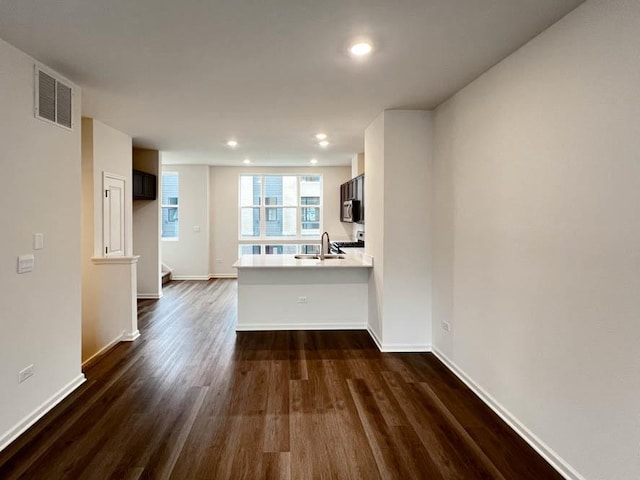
0;280;560;479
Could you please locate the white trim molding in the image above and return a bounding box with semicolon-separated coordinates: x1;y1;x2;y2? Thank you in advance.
82;332;124;368
170;275;210;281
366;327;431;352
137;293;163;300
0;374;86;453
367;327;384;350
378;343;431;353
432;348;585;480
122;330;140;342
209;274;238;279
91;255;140;265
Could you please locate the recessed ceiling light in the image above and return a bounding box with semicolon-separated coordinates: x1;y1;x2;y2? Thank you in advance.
318;140;329;148
227;140;238;148
243;159;251;164
310;159;318;164
315;133;327;140
349;42;373;57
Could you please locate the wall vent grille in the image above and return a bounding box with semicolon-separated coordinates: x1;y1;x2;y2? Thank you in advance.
34;66;74;130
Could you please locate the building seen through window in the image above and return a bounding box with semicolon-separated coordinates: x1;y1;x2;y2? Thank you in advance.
161;172;179;239
239;174;322;254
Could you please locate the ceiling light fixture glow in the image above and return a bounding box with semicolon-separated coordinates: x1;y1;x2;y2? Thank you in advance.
349;42;373;57
243;159;251;164
227;140;238;148
318;140;329;148
315;133;327;140
310;159;318;164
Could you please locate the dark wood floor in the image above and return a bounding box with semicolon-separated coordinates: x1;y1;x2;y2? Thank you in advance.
0;280;562;479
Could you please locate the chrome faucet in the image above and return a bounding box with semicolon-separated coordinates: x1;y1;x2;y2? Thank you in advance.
320;231;330;260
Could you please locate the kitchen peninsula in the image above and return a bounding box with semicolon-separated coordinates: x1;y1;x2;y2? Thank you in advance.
232;252;373;331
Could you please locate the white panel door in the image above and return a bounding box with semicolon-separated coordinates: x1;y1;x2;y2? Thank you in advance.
103;173;126;257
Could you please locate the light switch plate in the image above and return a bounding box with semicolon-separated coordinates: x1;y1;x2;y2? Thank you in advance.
34;233;44;250
17;254;35;274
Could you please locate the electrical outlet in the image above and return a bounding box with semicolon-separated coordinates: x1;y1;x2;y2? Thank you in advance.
297;296;308;304
442;322;451;333
18;364;34;383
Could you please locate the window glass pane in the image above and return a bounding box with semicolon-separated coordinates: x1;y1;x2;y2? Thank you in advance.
263;176;282;206
162;172;179;238
240;207;260;237
282;245;298;254
301;207;320;236
239;245;261;255
240;176;261;206
162;207;179;238
265;245;281;254
301;244;320;254
162;172;179;205
265;245;297;255
301;197;320;205
266;207;296;236
282;176;297;205
300;176;321;200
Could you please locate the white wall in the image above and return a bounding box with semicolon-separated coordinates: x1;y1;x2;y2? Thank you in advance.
81;118;138;364
88;119;133;257
364;115;385;342
133;148;161;298
431;1;640;479
209;166;352;277
161;164;210;279
365;110;432;351
0;38;84;451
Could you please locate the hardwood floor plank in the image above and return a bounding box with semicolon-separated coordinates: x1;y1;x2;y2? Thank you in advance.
0;280;564;479
347;378;441;479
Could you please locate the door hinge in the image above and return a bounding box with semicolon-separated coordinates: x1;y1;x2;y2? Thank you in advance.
105;246;108;254
105;190;109;197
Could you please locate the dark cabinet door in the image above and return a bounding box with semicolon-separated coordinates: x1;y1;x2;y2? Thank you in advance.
142;173;156;199
339;175;365;223
133;169;157;200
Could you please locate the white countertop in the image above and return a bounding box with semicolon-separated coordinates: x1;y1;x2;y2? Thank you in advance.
233;251;373;269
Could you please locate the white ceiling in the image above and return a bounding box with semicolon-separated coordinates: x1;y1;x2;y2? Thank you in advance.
0;0;583;166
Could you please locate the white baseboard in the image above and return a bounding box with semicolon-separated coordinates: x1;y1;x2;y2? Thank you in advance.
122;330;140;342
0;374;86;453
236;322;366;331
367;327;383;350
209;274;238;279
82;332;123;368
137;293;163;299
366;327;431;352
170;275;211;281
379;343;431;352
432;348;585;480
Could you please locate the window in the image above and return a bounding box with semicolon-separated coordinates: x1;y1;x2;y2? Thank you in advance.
238;174;323;255
162;172;179;239
239;175;322;239
237;243;321;257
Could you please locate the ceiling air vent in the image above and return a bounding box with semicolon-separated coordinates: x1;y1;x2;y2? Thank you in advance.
34;66;74;130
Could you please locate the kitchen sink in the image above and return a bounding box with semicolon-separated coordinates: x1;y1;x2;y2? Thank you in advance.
294;254;345;260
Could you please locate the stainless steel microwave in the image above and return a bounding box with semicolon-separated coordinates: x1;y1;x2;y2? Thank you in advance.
342;199;360;223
